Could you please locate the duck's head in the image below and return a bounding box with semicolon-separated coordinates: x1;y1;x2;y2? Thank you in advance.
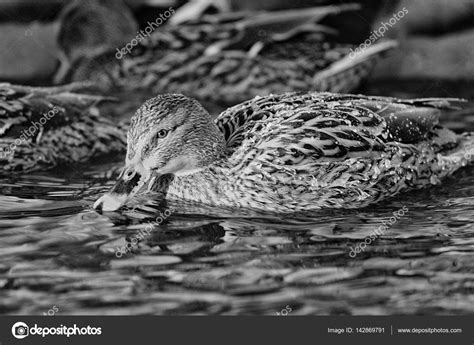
54;0;137;84
93;94;226;212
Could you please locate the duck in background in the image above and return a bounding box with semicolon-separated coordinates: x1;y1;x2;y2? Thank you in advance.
0;83;126;174
94;92;474;213
54;0;397;106
54;0;138;85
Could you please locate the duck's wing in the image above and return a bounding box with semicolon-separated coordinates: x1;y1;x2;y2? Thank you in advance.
215;92;464;169
203;5;360;55
140;4;356;54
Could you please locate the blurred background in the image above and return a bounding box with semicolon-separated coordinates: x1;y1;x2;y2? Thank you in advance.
1;0;474;89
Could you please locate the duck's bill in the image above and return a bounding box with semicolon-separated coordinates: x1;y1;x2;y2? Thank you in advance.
93;166;152;212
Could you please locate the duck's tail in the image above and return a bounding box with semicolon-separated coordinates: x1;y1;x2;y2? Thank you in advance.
361;128;474;207
312;39;398;93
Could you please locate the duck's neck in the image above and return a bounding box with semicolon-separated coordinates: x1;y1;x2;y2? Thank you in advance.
180;118;227;171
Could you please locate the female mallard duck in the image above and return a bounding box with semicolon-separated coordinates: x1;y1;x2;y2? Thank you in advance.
93;92;474;212
56;1;397;105
0;83;125;173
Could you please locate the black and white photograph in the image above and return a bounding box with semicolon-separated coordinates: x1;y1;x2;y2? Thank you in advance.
0;0;473;344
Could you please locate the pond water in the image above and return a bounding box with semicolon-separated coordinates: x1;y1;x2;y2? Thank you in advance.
0;80;473;315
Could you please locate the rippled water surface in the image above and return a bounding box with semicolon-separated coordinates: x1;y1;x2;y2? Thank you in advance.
0;81;473;315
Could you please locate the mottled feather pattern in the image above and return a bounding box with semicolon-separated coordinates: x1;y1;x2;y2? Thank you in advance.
0;84;126;173
164;92;474;212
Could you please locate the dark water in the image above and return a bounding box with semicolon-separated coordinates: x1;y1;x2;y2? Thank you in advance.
0;80;473;315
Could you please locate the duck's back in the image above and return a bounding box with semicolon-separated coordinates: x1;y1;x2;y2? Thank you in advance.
216;92;455;159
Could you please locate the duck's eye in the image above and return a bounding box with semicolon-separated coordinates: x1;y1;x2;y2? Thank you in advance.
157;129;169;138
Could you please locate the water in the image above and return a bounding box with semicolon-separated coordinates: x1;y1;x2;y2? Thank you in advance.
0;80;473;315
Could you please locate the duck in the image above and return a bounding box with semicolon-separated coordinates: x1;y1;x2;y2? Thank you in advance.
55;1;397;105
0;83;126;173
54;0;138;85
93;91;474;213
